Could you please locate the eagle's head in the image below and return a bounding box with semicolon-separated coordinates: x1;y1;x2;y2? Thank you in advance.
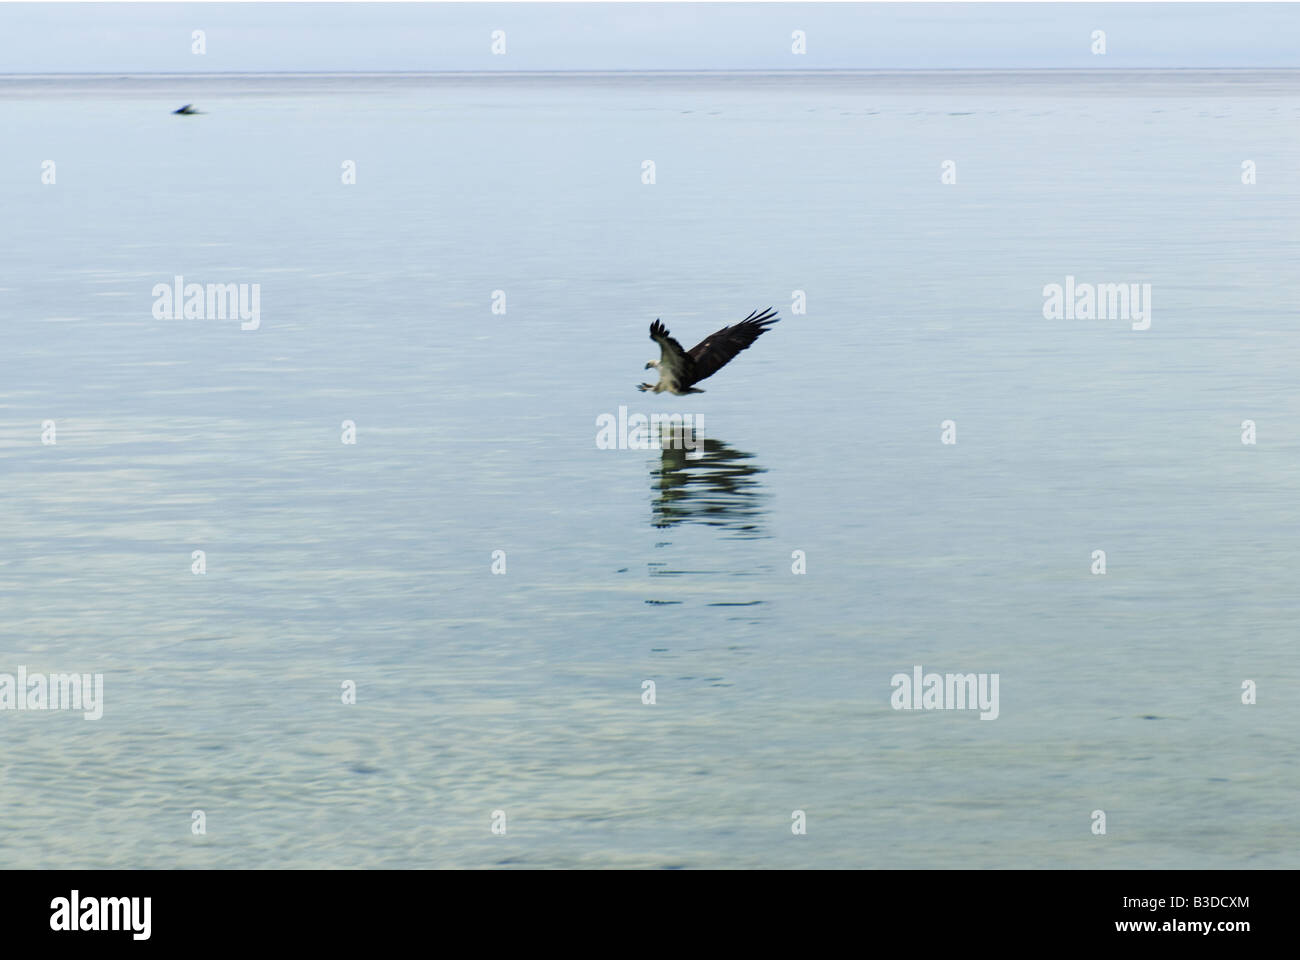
645;360;658;370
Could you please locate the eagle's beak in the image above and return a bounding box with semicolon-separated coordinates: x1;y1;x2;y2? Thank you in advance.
644;361;655;370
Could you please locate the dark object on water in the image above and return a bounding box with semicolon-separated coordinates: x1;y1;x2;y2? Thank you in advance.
173;104;201;115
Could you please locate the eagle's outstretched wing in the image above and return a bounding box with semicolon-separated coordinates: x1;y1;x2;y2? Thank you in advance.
650;319;691;379
683;307;780;387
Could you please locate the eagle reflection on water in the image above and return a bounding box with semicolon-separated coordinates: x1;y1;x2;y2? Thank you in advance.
650;425;768;538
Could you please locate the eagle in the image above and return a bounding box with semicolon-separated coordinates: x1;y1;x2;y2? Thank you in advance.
638;307;780;395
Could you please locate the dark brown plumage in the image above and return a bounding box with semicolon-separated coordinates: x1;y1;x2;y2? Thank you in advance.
639;308;780;395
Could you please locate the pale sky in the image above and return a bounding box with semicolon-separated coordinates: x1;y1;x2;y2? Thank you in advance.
0;2;1297;73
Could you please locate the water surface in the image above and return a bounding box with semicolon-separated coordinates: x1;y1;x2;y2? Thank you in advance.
1;71;1298;868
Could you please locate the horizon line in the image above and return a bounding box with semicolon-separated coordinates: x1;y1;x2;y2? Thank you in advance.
5;66;1300;77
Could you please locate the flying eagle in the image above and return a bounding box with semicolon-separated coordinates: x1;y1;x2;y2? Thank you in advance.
638;308;780;395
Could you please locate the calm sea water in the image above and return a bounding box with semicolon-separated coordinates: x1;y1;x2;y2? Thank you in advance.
2;71;1299;868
